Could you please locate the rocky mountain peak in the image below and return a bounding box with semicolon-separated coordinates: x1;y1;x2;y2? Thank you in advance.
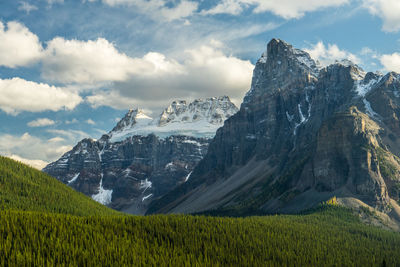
159;96;238;126
148;39;400;227
107;96;238;142
244;39;318;105
260;38;318;72
111;108;152;133
44;96;237;214
265;38;289;58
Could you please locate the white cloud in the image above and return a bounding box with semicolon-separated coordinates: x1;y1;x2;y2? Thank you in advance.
101;0;198;21
65;118;79;124
0;77;82;115
42;38;147;84
0;133;72;165
363;0;400;32
204;0;349;19
360;47;374;55
380;52;400;72
202;0;243;15
8;154;48;170
18;2;38;14
160;0;198;21
86;119;96;125
47;0;64;4
46;129;90;142
48;137;65;143
87;41;253;110
0;21;43;68
27;118;56;127
42;37;183;84
0;128;94;167
304;41;360;67
0;21;253;113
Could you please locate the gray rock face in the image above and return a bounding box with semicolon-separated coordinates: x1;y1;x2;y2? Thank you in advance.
43;97;237;214
148;39;400;223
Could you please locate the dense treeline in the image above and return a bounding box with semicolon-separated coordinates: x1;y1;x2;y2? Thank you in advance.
0;207;399;266
1;156;400;265
0;156;118;216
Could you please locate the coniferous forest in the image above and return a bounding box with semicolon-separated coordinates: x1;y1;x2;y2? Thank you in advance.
1;156;400;266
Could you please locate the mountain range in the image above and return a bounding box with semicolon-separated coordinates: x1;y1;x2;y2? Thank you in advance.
147;39;400;227
43;96;238;214
45;39;400;228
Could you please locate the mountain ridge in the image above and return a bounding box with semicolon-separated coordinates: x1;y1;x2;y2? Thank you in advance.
108;96;238;142
43;96;238;214
147;39;400;228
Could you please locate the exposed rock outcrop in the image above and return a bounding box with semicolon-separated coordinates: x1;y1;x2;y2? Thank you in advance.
43;97;238;214
148;39;400;227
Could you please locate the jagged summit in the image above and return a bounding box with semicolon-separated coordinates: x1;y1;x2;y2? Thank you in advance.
257;38;319;73
159;96;237;126
111;108;152;133
245;39;319;105
108;96;238;142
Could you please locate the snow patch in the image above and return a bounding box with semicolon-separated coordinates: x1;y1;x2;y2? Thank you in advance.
258;51;267;64
98;145;106;162
363;99;379;118
355;78;379;97
293;48;319;76
246;134;257;140
298;104;306;123
184;171;192;182
91;174;113;205
165;162;174;169
142;194;153;202
293;97;311;136
182;139;202;146
286;111;294;122
109;97;238;142
68;173;79;184
139;178;152;193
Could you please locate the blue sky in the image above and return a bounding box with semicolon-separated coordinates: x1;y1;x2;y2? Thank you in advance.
0;0;400;168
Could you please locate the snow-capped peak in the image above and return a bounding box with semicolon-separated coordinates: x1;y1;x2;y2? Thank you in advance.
159;96;237;126
111;108;152;133
108;96;238;142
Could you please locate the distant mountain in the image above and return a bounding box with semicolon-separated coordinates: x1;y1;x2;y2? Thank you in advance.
0;156;117;216
148;39;400;228
43;96;238;214
109;96;238;141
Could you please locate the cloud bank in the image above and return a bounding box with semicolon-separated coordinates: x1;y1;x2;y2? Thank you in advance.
380;52;400;72
363;0;400;32
204;0;349;19
0;21;43;68
27;118;56;127
0;77;82;115
304;41;360;67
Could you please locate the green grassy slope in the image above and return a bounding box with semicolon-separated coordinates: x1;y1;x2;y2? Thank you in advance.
0;207;399;266
1;156;399;265
0;156;118;216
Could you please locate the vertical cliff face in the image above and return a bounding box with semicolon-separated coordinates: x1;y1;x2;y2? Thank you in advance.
147;39;400;224
43;97;238;214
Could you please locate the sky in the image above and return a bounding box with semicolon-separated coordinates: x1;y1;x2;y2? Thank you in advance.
0;0;400;169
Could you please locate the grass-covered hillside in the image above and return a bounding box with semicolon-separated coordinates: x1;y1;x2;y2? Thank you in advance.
1;156;400;266
0;156;118;216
